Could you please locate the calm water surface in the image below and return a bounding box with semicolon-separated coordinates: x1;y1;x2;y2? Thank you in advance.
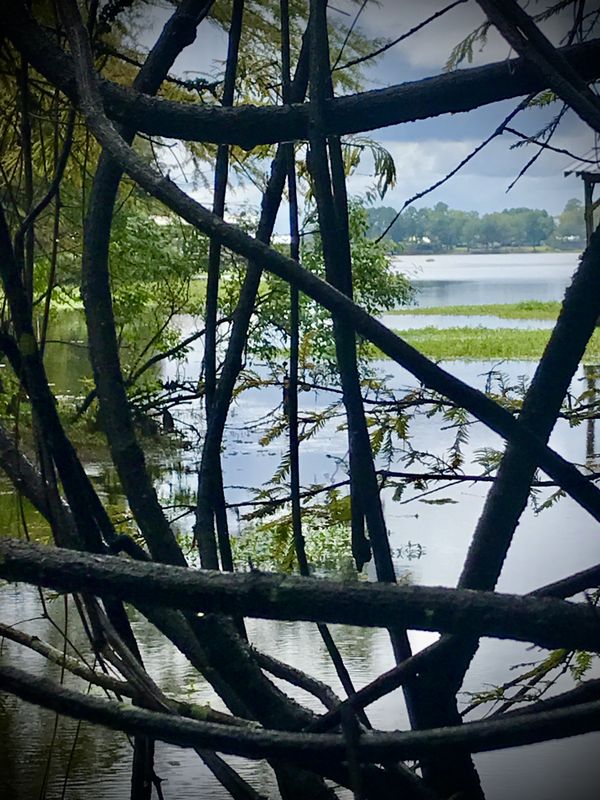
2;252;599;800
393;252;577;307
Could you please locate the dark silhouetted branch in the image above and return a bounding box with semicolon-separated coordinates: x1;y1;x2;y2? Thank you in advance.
3;664;600;761
2;539;600;653
4;1;600;147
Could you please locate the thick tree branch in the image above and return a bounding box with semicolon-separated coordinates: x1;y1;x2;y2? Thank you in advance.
2;539;600;653
530;563;600;599
79;0;214;570
3;664;600;762
254;650;340;712
4;1;600;147
0;620;252;728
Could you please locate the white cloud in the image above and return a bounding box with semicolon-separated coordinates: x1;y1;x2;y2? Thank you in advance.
339;0;584;86
138;1;597;227
344;134;590;215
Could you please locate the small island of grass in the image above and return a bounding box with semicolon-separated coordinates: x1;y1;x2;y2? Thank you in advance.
389;300;561;320
391;325;600;361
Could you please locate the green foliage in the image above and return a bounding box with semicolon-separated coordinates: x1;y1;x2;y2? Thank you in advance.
88;200;209;412
531;487;566;514
342;137;397;201
481;208;555;248
297;202;414;374
570;650;593;682
550;197;586;247
111;202;208;315
445;22;491;70
230;521;355;574
444;405;470;470
217;202;413;377
463;644;596;716
473;447;504;475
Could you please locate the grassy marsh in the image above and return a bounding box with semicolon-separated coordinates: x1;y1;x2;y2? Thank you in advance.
389;300;561;320
391;325;600;361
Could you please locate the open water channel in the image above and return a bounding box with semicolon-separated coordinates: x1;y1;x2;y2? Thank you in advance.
2;252;600;799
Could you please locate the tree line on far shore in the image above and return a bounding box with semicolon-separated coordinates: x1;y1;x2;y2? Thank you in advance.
367;198;586;252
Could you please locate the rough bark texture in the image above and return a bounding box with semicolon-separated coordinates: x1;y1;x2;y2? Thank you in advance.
4;664;600;762
5;1;600;146
3;538;600;653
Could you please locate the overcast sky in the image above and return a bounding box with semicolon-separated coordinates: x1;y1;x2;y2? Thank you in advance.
137;0;599;227
341;0;597;216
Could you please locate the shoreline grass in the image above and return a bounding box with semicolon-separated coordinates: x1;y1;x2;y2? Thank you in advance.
388;300;561;320
389;325;600;361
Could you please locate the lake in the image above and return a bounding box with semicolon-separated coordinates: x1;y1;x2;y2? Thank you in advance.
2;252;600;800
393;252;577;306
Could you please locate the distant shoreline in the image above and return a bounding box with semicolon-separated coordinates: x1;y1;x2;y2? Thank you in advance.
387;246;583;256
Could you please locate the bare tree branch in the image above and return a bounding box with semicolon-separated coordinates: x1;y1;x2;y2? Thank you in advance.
4;663;600;761
4;0;600;147
3;539;600;652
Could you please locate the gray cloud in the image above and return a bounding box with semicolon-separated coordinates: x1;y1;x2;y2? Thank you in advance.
336;0;597;214
133;1;597;219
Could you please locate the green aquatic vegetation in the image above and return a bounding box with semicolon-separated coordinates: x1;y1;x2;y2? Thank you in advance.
391;326;600;361
388;300;561;320
231;522;356;574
